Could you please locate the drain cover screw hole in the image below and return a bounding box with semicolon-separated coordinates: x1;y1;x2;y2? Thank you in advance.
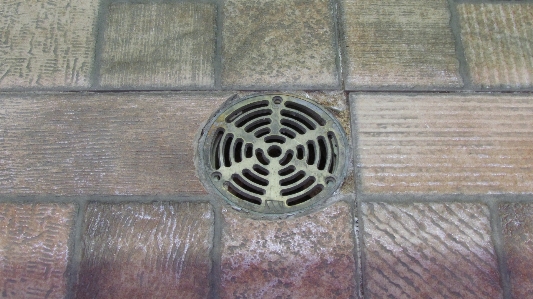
272;96;283;105
267;145;283;158
212;172;222;181
326;176;336;186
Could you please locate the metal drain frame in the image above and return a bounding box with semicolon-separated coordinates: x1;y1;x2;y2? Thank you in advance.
196;94;349;215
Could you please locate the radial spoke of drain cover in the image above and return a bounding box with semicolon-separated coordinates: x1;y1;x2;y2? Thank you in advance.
197;94;349;215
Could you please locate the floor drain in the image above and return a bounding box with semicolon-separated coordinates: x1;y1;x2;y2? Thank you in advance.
197;94;349;214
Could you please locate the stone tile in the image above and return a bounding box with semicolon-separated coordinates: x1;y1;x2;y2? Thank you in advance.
0;92;232;195
222;0;338;89
342;0;462;89
0;203;75;298
0;0;99;89
353;93;533;194
362;202;502;299
458;3;533;88
500;203;533;298
100;3;216;89
221;202;356;299
76;202;213;299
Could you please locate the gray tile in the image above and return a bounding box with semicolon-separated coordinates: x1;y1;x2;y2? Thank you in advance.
222;0;338;89
0;0;99;89
100;3;216;89
342;0;462;89
458;3;533;88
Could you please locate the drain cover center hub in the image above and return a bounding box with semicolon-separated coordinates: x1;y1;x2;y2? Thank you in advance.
197;94;349;215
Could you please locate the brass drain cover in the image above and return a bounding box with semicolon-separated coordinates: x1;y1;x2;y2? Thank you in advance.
197;94;349;214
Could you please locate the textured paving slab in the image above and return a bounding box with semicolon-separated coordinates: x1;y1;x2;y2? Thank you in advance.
76;202;213;299
0;0;99;89
0;203;75;299
342;0;462;89
221;202;356;299
500;203;533;298
362;202;502;299
100;3;216;89
458;3;533;89
222;0;338;89
0;92;231;195
353;93;533;194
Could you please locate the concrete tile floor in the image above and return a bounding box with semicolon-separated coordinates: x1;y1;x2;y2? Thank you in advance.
1;0;533;298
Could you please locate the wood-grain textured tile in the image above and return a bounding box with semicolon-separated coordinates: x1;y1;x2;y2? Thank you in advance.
458;3;533;88
500;203;533;298
342;0;462;89
0;92;231;195
0;203;75;299
76;202;213;299
354;93;533;194
222;0;338;89
99;3;216;89
220;202;356;299
0;0;99;89
362;202;502;299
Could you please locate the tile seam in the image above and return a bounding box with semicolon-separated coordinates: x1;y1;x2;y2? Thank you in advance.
214;0;224;89
90;0;112;89
488;200;512;299
448;0;473;89
208;200;223;299
65;199;87;299
330;0;344;90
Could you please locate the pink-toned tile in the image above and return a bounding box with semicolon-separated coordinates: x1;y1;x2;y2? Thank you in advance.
354;93;533;194
221;202;357;299
0;203;75;298
362;202;502;299
0;92;232;195
500;202;533;298
76;202;213;299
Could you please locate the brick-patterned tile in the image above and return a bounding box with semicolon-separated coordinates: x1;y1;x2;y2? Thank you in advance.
0;203;75;298
0;92;231;195
220;202;356;299
99;3;216;89
362;202;502;299
342;0;462;89
353;93;533;194
500;203;533;298
76;202;213;299
458;3;533;89
222;0;338;89
0;0;99;89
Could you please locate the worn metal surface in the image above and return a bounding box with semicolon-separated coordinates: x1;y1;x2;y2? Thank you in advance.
198;94;349;214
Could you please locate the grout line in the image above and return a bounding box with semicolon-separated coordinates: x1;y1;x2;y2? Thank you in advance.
65;199;87;299
90;0;112;89
447;0;473;89
488;200;513;299
213;0;224;89
349;196;364;299
348;92;365;298
330;0;344;90
208;201;223;299
359;193;533;203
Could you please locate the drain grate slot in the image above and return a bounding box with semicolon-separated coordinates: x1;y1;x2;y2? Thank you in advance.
281;176;316;197
199;94;348;214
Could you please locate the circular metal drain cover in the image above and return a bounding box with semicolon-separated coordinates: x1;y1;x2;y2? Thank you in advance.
197;94;349;214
